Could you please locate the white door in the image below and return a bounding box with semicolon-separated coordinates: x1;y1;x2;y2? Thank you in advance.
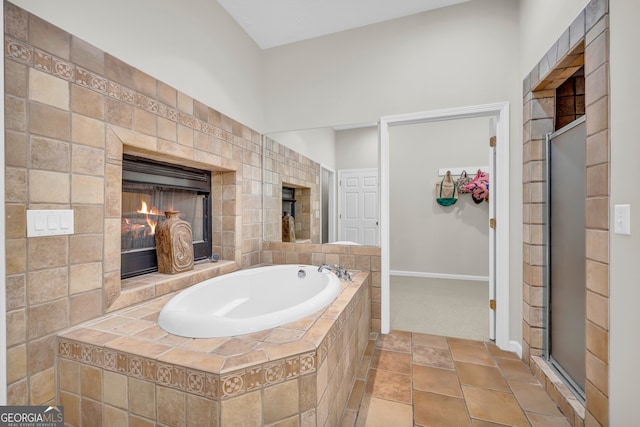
339;169;379;245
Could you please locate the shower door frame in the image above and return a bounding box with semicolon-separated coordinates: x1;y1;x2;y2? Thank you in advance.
379;102;513;353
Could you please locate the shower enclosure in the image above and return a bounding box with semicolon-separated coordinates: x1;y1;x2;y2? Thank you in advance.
544;116;587;400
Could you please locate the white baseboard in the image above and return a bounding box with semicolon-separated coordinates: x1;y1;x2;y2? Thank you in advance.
509;340;523;359
390;270;489;282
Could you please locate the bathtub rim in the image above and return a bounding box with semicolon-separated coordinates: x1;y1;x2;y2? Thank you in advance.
157;264;343;339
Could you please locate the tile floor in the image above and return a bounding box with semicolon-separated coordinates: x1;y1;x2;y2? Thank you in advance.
341;331;572;427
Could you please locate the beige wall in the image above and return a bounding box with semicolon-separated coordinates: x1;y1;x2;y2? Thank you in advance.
335;127;378;171
609;0;640;423
9;0;265;131
264;0;524;344
388;118;490;276
267;127;336;170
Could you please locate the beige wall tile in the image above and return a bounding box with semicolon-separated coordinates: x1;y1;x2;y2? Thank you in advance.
586;321;608;364
7;379;28;405
29;102;69;140
7;345;27;384
132;68;157;98
81;398;102;427
186;394;218;427
106;98;134;129
129;378;156;419
70;234;103;263
264;379;299;424
28;299;68;340
220;390;262;427
28;14;70;59
73;205;104;234
129;415;155;427
72;145;105;176
5;95;27;132
71;36;104;75
27;334;55;376
71;175;104;204
28;236;68;270
586;229;608;264
31;136;70;172
71;114;106;149
178;92;194;115
586;351;608;397
586;290;608;330
585;381;608;427
157;386;186;427
6;274;26;310
70;290;102;325
586;260;608;297
158;117;177;141
5;60;28;98
5;204;26;239
134;108;157;136
585;96;609;137
29;68;69;109
80;364;102;401
104;405;128;427
6;309;26;347
104;371;128;410
70;262;102;294
5;131;28;167
29;367;55;405
157;81;177;107
71;84;104;120
58;358;80;393
29;170;70;203
105;54;134;88
586;130;608;166
59;391;80;426
28;267;68;304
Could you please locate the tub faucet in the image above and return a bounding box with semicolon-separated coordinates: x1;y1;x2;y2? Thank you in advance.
318;264;352;281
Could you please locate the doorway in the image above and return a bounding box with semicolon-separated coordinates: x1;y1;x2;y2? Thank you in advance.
544;117;587;400
380;102;512;353
387;118;492;341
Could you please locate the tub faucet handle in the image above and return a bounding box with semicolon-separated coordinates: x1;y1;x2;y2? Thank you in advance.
318;263;352;281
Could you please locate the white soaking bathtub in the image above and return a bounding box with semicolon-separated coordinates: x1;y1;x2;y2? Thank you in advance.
158;264;342;338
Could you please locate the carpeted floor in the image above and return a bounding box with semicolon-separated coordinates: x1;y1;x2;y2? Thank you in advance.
390;276;490;341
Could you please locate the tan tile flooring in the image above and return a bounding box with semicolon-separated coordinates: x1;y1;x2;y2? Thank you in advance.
341;331;572;427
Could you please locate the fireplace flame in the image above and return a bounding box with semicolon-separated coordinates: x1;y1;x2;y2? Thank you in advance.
137;201;161;234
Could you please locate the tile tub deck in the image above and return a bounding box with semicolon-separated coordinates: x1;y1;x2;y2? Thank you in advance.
56;270;371;426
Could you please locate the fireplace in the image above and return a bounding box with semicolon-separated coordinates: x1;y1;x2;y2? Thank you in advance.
121;155;212;278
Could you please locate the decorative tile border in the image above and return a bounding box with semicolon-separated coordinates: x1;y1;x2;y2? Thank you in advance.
58;336;319;401
4;36;260;154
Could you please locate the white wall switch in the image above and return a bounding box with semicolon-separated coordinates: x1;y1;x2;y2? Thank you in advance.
27;210;74;237
614;204;631;235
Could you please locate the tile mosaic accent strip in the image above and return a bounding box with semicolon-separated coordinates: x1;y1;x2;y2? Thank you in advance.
4;36;260;155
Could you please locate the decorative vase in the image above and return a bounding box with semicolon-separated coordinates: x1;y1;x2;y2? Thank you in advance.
155;211;194;274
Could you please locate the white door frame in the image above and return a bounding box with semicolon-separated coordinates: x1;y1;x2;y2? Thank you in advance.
380;102;512;352
320;164;336;243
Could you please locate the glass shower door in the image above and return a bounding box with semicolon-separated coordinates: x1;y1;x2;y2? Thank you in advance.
545;117;586;399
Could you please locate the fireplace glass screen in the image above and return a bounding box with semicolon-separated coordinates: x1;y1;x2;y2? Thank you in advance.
121;155;211;278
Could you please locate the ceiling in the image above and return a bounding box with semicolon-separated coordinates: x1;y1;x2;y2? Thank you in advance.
216;0;471;49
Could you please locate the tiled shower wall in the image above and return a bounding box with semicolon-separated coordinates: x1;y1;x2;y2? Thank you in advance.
3;2;266;405
522;0;609;425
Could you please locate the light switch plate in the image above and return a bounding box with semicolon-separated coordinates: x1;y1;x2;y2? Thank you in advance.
27;209;74;237
614;204;631;235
